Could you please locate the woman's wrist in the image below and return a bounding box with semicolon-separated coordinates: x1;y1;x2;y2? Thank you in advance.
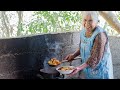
73;51;79;58
77;63;88;70
73;49;80;58
82;63;88;68
72;53;76;58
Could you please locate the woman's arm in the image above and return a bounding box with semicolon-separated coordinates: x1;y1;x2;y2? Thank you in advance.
65;39;81;61
65;48;80;61
65;37;81;61
86;32;107;69
77;63;88;70
73;48;80;58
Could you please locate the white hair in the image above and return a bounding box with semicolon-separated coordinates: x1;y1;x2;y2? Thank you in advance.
82;11;99;23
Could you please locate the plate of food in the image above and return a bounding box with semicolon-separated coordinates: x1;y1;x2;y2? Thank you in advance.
48;58;61;67
56;66;76;74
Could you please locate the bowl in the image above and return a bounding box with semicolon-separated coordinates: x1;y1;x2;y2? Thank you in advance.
56;66;75;75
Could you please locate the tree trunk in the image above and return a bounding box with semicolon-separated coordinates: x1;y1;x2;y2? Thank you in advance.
0;11;15;37
99;11;120;34
17;11;23;36
1;11;10;37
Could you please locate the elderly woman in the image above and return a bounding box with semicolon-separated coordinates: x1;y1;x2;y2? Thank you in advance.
65;11;114;79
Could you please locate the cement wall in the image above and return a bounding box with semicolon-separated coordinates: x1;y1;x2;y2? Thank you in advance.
109;36;120;79
0;32;119;79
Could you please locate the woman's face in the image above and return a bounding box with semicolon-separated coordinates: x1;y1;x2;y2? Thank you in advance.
83;14;98;32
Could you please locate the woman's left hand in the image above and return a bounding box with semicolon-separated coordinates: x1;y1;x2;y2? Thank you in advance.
66;67;81;78
66;63;88;79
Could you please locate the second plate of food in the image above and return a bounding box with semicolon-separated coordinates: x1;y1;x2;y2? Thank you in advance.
56;66;76;74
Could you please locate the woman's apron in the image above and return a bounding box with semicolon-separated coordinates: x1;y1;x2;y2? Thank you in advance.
80;26;114;79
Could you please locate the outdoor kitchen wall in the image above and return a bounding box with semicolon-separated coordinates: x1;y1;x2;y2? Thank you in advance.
0;32;119;79
109;36;120;79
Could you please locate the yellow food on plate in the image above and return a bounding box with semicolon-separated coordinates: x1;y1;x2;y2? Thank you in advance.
58;67;74;71
48;58;61;66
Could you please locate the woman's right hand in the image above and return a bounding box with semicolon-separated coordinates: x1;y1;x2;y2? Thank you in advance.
64;54;75;61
